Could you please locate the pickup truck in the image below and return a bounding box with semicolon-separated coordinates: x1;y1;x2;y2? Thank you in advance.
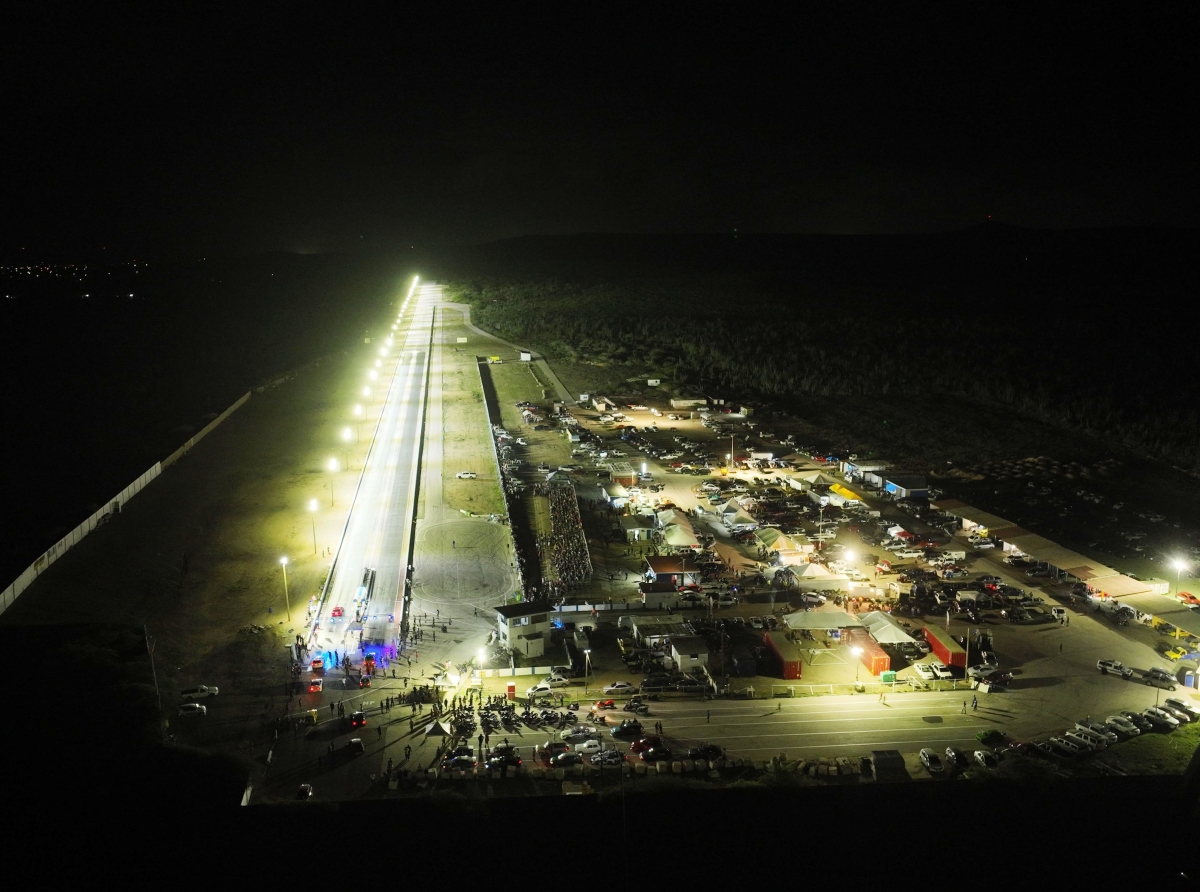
181;685;219;701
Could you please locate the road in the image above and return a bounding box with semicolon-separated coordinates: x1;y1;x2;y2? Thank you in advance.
253;280;435;801
308;282;431;666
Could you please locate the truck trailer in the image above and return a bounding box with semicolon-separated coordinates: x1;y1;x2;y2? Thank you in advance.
923;625;967;668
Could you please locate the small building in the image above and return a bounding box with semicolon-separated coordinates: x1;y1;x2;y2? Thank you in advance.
593;396;617;412
621;514;657;542
840;458;890;480
645;555;702;587
606;461;638;487
495;602;553;659
630;619;692;649
883;475;929;499
669;636;710;671
597;482;630;508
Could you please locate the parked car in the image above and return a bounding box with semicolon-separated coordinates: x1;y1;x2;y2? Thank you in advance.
603;681;636;696
1120;710;1153;731
1105;715;1140;736
944;747;970;770
1143;707;1180;730
919;748;944;774
178;703;207;717
931;663;954;680
180;685;219;701
1163;698;1200;721
912;663;936;680
1049;736;1082;756
1097;659;1134;678
973;750;999;769
967;664;1000;679
455;471;478;479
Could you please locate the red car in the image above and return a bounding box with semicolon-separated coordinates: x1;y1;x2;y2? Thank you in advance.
331;606;344;618
1180;592;1199;606
630;735;663;753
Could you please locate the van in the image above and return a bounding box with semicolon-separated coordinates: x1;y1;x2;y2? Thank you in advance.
1063;729;1104;752
1069;727;1109;749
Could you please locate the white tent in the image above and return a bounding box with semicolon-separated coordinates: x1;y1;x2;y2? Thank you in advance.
860;611;916;644
663;525;701;548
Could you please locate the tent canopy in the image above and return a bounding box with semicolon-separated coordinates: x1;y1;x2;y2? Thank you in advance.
424;721;450;738
664;525;701;547
783;611;865;630
859;610;916;644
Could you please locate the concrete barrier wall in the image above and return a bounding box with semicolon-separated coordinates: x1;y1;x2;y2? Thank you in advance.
1;389;252;615
162;391;250;469
1;461;161;614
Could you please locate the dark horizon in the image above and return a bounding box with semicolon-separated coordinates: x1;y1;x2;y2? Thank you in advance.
3;7;1194;261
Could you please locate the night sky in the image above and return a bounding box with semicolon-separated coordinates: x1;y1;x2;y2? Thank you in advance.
3;6;1193;260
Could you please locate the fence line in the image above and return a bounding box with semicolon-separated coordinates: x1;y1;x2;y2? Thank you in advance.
1;389;253;616
162;391;250;469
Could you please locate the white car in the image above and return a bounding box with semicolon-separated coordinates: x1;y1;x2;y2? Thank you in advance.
455;471;478;479
931;663;954;680
973;750;998;769
603;681;636;696
540;675;570;688
1163;698;1200;721
912;663;937;680
575;739;604;755
1143;707;1180;729
178;703;207;717
1049;736;1081;755
180;685;219;701
560;725;601;743
1105;715;1140;736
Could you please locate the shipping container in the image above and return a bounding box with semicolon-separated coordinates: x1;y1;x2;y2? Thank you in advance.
923;625;967;668
763;631;803;680
844;628;890;677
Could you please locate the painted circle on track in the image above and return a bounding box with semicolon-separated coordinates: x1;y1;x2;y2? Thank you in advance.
415;521;514;600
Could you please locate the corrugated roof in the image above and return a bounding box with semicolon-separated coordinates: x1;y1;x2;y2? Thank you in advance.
1091;575;1152;597
829;483;863;501
931;500;1014;529
1116;593;1200;639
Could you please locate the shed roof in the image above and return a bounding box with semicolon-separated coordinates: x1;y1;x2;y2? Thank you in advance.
495;602;553;619
670;636;710;655
1116;593;1200;640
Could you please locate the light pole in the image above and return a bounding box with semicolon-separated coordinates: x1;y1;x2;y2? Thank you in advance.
584;649;592;695
1172;558;1189;597
354;404;363;442
280;556;292;621
327;458;339;507
851;646;863;681
342;427;353;470
308;499;318;554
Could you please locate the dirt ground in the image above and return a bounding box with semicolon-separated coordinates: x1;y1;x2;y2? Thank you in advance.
0;340;397;756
